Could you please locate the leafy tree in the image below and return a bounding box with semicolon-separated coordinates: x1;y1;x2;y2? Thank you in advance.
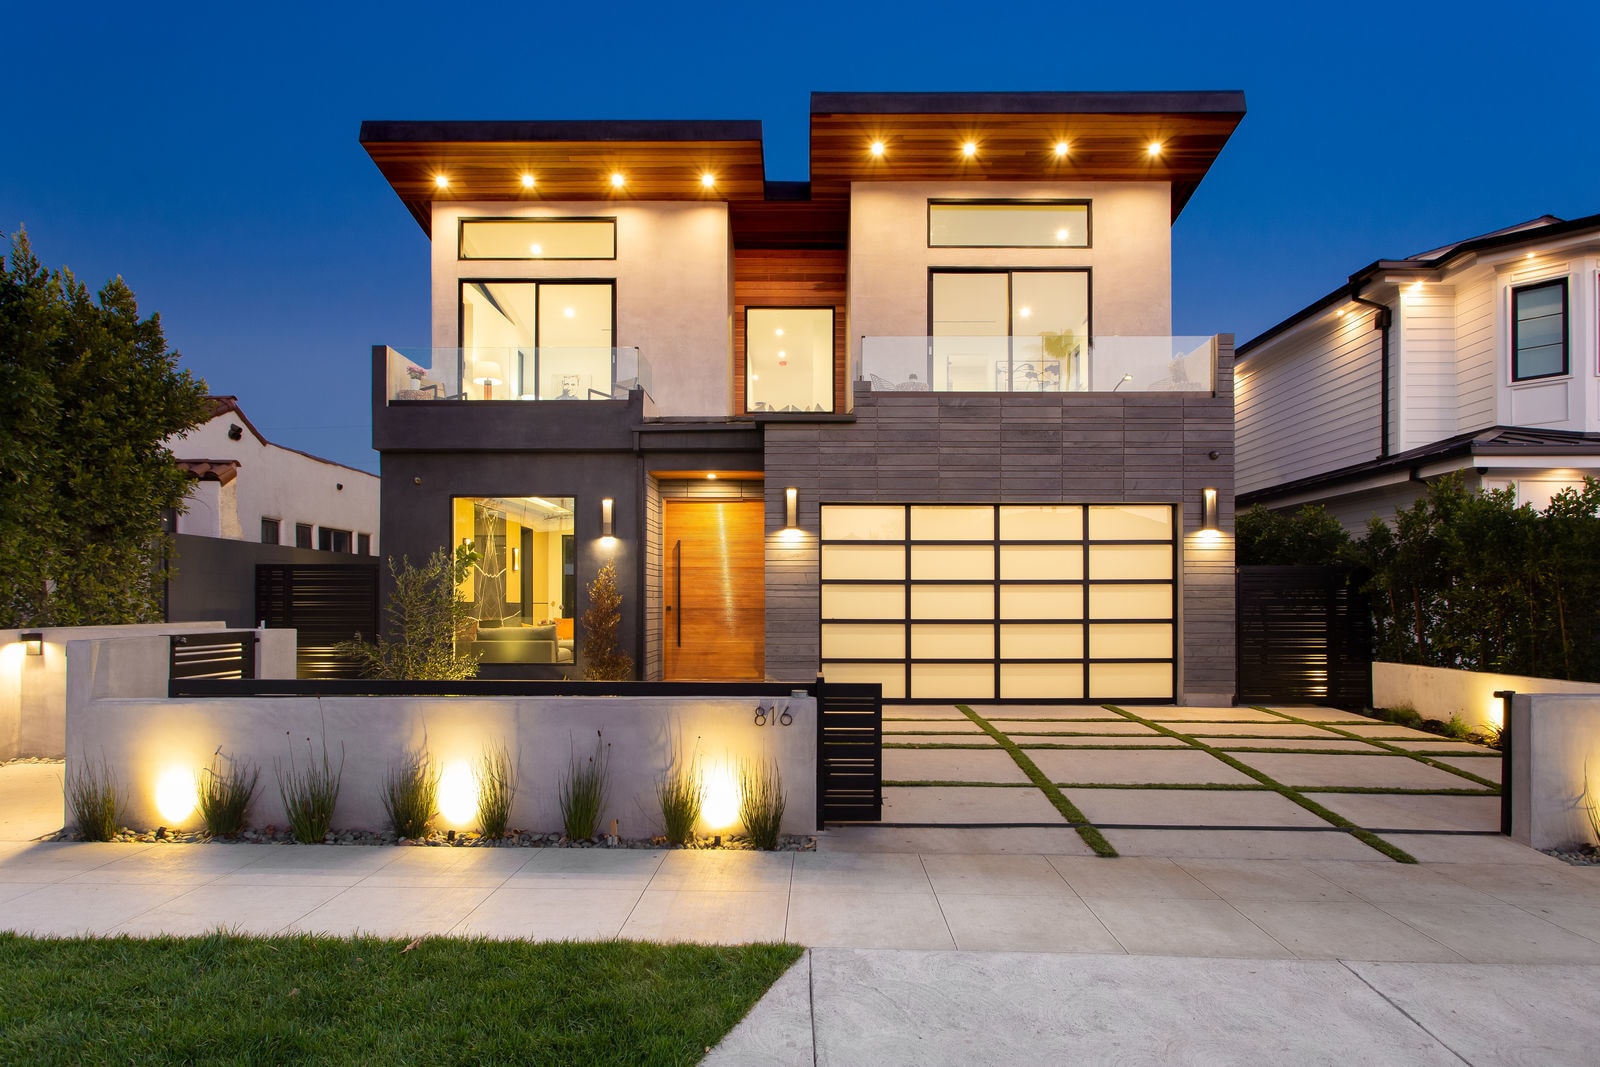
581;562;634;680
0;230;209;626
337;549;480;680
1236;504;1353;565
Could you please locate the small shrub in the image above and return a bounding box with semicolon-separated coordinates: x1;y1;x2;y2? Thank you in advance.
558;732;610;840
198;752;261;836
276;731;344;844
66;757;124;841
477;742;517;839
1442;713;1474;741
581;563;634;680
336;549;480;681
383;747;439;840
1378;705;1424;729
656;741;704;846
1478;721;1505;750
738;757;786;851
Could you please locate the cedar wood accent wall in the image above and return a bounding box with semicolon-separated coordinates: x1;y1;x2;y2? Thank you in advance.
762;336;1237;702
732;249;849;416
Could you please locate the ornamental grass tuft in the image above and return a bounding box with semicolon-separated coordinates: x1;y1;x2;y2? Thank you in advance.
558;732;609;840
276;731;344;843
737;757;786;851
382;747;439;840
198;751;261;836
656;739;703;845
66;756;124;841
476;742;516;839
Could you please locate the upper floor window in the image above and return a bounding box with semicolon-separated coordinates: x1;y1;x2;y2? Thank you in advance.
260;518;280;545
929;201;1090;249
746;308;835;413
319;527;353;553
460;280;616;399
459;218;616;260
930;269;1090;390
1512;279;1568;381
295;523;313;549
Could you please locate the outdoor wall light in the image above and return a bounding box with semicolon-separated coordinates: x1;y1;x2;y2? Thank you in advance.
511;547;520;572
601;498;615;539
1201;487;1219;531
20;631;43;656
785;487;798;529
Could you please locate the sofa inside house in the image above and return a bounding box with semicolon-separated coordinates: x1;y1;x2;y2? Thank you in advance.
470;623;574;664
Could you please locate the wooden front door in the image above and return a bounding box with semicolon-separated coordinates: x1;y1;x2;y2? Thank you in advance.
663;500;765;680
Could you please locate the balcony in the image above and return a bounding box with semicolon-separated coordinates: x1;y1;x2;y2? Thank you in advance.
383;346;653;404
857;336;1216;394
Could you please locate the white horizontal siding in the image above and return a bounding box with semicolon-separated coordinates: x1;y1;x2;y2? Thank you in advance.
1453;265;1498;431
1236;314;1383;495
1397;286;1457;451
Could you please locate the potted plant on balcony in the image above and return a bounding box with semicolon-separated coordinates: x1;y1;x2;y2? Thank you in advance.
1040;329;1079;390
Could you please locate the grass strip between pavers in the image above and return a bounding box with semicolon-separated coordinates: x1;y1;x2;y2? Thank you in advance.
886;780;1037;788
0;934;801;1064
1254;706;1501;790
1102;705;1419;864
885;742;998;750
1049;781;1495;795
957;704;1117;857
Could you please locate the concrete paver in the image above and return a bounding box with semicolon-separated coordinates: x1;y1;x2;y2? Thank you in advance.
1239;752;1480;790
1232;900;1468;962
1029;747;1254;785
1310;791;1501;832
1103;827;1389;861
0;763;64;840
881;785;1063;825
1070;787;1327;828
881;747;1029;783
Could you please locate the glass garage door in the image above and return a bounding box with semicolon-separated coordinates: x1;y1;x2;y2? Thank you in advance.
819;504;1175;702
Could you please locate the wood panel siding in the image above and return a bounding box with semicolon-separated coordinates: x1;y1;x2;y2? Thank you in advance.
1235;316;1383;495
1454;264;1499;432
732;250;849;416
1397;285;1458;451
662;500;765;681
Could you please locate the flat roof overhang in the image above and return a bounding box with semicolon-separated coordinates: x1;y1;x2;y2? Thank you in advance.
808;91;1246;219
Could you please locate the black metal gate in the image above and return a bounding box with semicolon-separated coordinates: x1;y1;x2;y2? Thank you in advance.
169;632;257;681
815;678;883;825
256;563;379;679
1236;565;1373;710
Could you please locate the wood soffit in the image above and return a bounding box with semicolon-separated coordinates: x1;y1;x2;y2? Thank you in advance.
361;94;1245;234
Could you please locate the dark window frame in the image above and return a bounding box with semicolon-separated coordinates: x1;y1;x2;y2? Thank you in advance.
458;216;618;261
260;518;280;545
319;527;353;554
294;523;313;549
357;533;372;556
927;199;1093;250
743;305;837;415
1511;278;1569;383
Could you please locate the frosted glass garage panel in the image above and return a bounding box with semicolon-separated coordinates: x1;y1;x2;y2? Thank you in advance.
910;506;993;540
822;661;905;699
822;623;904;659
1088;584;1173;620
912;663;994;700
1000;584;1081;619
1089;543;1172;580
999;505;1083;540
1000;624;1084;659
1089;662;1173;700
1002;663;1084;700
911;544;993;581
822;584;905;620
821;506;905;541
1090;623;1173;659
911;623;994;660
822;544;904;581
911;585;994;619
1088;505;1173;541
999;544;1083;581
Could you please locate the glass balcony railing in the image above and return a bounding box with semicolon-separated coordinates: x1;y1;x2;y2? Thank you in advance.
385;346;652;403
857;336;1216;393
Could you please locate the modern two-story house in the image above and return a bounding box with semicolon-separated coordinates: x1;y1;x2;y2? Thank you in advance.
363;91;1244;703
1237;213;1600;528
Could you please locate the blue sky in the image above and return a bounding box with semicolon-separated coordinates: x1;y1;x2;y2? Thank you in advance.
6;1;1597;473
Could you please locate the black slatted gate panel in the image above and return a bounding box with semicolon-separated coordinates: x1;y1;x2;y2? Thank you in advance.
170;633;256;681
1236;565;1372;710
816;679;883;825
256;564;379;679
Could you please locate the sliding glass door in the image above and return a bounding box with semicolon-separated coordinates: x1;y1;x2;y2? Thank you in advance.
930;269;1089;391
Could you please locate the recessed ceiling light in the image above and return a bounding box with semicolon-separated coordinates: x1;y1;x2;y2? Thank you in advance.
1525;251;1535;259
610;172;626;188
962;141;977;157
521;174;535;188
775;328;784;337
1018;307;1032;319
1054;141;1069;157
706;473;717;480
434;174;450;188
1055;228;1069;241
1147;141;1163;157
751;374;759;381
529;243;542;256
701;172;716;188
564;307;576;318
869;140;885;157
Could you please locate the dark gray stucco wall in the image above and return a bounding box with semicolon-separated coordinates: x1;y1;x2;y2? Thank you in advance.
166;534;368;628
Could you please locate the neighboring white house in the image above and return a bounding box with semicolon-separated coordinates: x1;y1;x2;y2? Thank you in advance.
1236;213;1600;529
167;396;380;555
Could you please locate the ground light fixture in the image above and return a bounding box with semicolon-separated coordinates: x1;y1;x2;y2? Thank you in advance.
20;631;43;656
1201;487;1218;531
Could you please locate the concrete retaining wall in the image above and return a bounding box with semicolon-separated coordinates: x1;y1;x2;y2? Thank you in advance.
1373;662;1600;731
1510;694;1600;850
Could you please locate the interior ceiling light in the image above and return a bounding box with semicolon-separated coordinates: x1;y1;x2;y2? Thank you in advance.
1018;307;1032;318
962;141;977;158
1055;228;1069;241
777;349;788;366
775;327;784;337
869;140;885;157
521;173;535;188
610;172;625;188
564;306;576;318
706;473;717;480
1147;141;1163;157
1054;141;1069;157
434;174;450;188
701;172;716;188
529;243;542;256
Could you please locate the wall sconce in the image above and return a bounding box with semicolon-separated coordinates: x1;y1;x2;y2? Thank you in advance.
601;497;615;539
20;631;43;656
785;487;798;529
511;547;520;572
1201;487;1218;531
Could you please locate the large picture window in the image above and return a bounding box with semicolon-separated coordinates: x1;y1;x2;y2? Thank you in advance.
460;280;615;399
929;200;1090;248
459;218;616;260
1512;279;1568;382
453;496;576;665
745;307;835;413
930;269;1090;391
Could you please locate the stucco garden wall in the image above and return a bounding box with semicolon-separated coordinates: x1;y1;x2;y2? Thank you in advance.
1373;662;1600;732
1510;693;1600;850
